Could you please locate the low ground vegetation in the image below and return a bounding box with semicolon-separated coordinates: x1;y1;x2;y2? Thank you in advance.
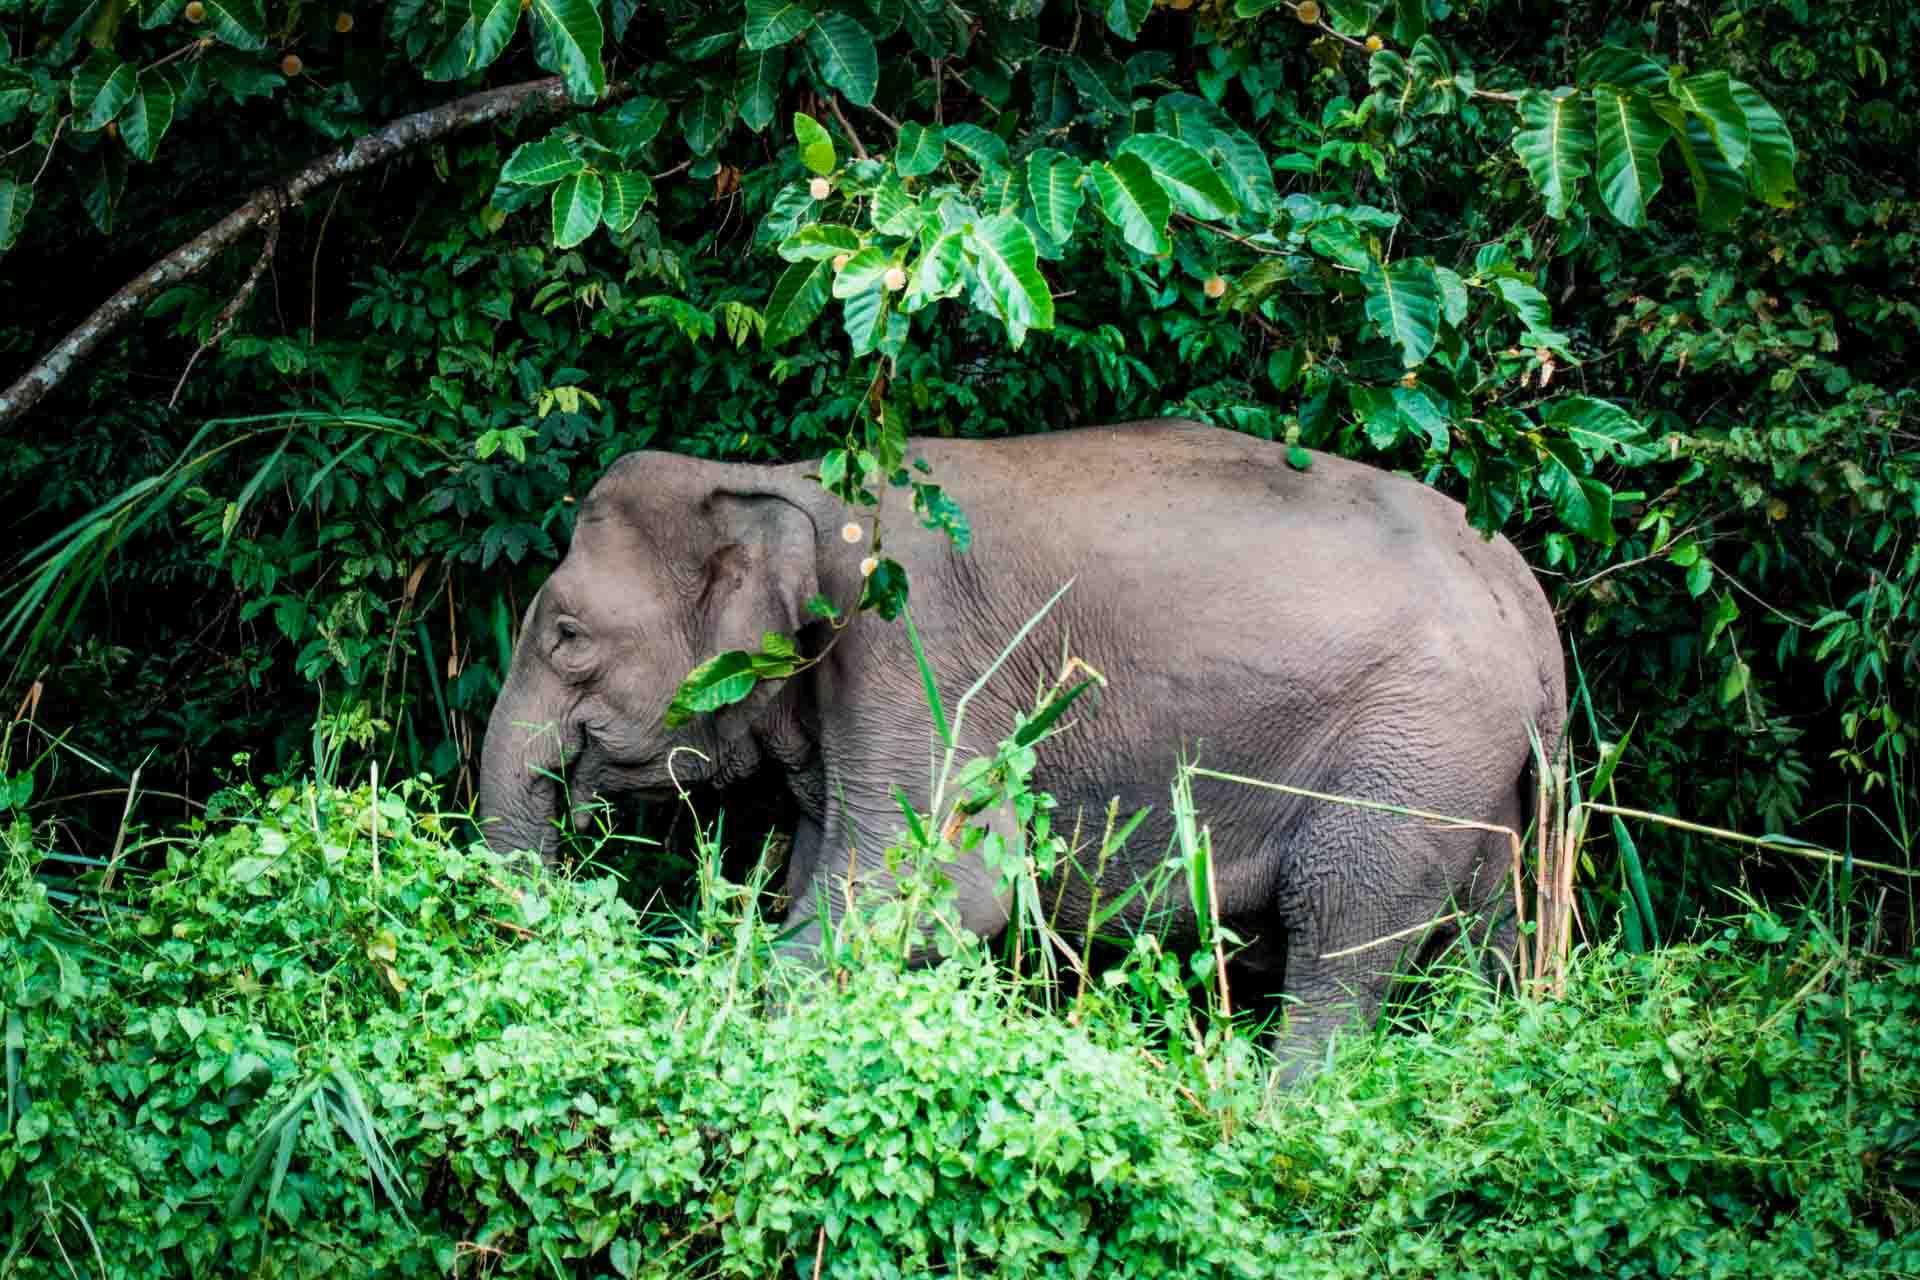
4;775;1915;1278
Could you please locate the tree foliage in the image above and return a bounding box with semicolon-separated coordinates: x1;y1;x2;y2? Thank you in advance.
0;0;1915;931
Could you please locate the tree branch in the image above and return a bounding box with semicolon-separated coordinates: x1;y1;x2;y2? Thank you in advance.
0;75;582;431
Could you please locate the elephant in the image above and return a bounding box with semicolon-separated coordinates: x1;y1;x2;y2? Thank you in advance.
479;419;1566;1060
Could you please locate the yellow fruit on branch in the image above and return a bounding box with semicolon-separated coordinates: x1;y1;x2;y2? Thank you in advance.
808;177;832;200
1203;275;1228;299
1365;34;1384;52
281;53;303;77
335;12;354;32
1296;1;1320;24
184;0;205;20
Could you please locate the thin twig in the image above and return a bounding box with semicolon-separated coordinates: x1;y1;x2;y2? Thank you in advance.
1174;213;1288;257
99;765;144;895
170;205;282;407
30;116;68;186
827;95;871;162
1318;911;1463;961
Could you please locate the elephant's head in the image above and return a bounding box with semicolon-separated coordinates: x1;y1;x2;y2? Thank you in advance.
478;453;823;861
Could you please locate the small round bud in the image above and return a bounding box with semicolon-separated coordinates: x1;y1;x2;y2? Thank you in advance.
335;12;354;32
1400;370;1419;388
1766;498;1788;522
1296;0;1320;23
105;120;118;137
882;266;907;292
808;176;832;200
184;0;205;19
840;521;863;544
831;253;851;272
1203;274;1227;299
859;556;879;578
281;53;303;76
1365;34;1383;52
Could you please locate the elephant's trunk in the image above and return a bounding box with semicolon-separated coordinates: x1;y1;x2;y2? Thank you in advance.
478;672;566;864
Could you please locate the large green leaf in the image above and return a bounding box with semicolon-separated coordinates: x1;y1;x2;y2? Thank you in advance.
744;0;813;50
905;229;964;311
830;246;891;299
1578;44;1666;92
0;177;31;254
1089;153;1170;257
1026;148;1085;244
1731;79;1796;207
0;69;33;129
599;171;653;232
1118;133;1239;220
1544;395;1653;464
793;111;836;175
1592;87;1669;228
779;223;861;260
529;0;606;101
736;46;783;133
70;51;136;132
197;0;268;50
896;121;944;178
1361;258;1443;367
1512;90;1593;220
1105;0;1151;38
468;0;523;70
1151;92;1276;217
501;136;583;186
808;11;877;107
764;257;833;344
1537;439;1615;544
550;171;604;248
941;123;1007;173
1492;276;1554;337
967;213;1053;347
682;90;733;156
118;72;175;163
901;0;967;57
1671;71;1748;171
840;284;890;357
1667;109;1745;230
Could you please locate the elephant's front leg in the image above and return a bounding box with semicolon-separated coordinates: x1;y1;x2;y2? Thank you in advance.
777;778;1017;962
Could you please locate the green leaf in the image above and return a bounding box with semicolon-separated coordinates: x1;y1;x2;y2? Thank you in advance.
1118;133;1239;220
119;72;176;163
0;69;32;129
745;0;813;49
501;136;583;185
1592;87;1670;228
896;121;945;177
808;11;878;107
1152;92;1276;217
196;0;268;50
1492;276;1554;336
779;223;860;260
551;171;605;248
469;0;524;70
1671;71;1748;171
665;651;759;727
1392;0;1428;43
841;283;889;356
1668;111;1745;231
1578;44;1667;92
793;111;836;175
1537;440;1615;543
1434;265;1468;326
830;246;891;299
1361;258;1443;367
737;46;784;133
1089;153;1171;257
682;90;733;156
764;257;833;344
904;229;964;311
967;213;1054;348
70;51;137;132
1544;395;1652;463
600;170;652;231
860;558;909;620
529;0;606;102
1026;148;1085;244
0;178;32;254
942;122;1008;173
1512;90;1593;220
1731;79;1795;207
1105;0;1151;38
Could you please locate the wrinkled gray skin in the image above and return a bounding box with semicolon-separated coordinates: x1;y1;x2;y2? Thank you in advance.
480;420;1565;1059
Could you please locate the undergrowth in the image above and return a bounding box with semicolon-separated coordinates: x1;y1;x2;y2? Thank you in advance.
3;775;1917;1278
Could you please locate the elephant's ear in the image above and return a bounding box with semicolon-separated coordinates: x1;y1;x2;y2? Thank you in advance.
699;491;821;651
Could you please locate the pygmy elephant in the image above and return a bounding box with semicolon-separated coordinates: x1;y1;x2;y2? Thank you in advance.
479;420;1566;1057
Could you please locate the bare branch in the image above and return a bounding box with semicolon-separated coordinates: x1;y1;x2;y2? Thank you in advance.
170;203;283;408
0;75;585;431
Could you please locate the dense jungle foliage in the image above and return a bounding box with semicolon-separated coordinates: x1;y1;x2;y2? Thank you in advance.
1;0;1918;1273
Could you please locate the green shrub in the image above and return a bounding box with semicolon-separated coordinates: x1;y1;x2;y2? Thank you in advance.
4;778;1915;1278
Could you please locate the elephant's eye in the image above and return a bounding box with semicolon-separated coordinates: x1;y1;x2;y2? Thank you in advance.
555;619;583;644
